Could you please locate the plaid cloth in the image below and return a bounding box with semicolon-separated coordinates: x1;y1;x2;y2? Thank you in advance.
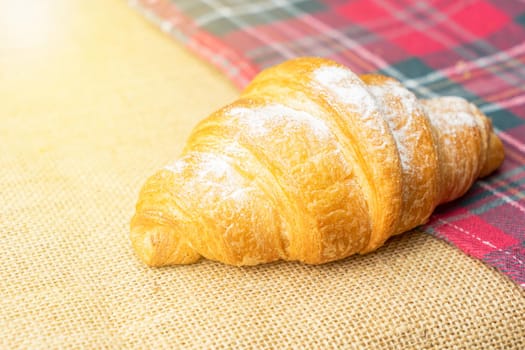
132;0;525;288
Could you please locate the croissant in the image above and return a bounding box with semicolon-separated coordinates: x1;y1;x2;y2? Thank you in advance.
130;57;504;267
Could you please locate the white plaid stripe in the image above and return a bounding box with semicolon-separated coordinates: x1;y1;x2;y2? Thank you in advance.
198;0;298;59
408;42;525;86
375;0;471;54
435;217;525;269
341;1;469;37
478;181;525;214
472;166;525;215
246;25;375;67
497;130;525;152
481;94;525;113
385;0;501;60
193;0;307;26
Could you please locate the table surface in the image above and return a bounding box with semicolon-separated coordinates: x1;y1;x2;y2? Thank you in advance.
1;0;524;348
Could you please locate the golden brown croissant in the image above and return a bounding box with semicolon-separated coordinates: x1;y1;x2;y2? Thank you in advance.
130;57;504;267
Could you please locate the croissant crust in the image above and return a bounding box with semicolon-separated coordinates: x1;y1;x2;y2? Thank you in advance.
130;57;504;267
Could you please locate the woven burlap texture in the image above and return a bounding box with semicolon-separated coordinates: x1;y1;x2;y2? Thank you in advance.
1;1;524;348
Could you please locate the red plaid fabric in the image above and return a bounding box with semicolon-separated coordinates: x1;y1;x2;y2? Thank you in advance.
132;0;525;287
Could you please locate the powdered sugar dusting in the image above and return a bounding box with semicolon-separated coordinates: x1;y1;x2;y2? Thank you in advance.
165;152;249;204
313;66;371;108
312;65;386;136
164;158;187;174
422;96;489;203
383;80;417;117
164;152;231;180
229;104;331;140
366;80;420;172
424;97;479;134
195;153;232;178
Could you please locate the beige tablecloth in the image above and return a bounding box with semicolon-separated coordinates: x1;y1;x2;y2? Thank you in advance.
1;0;523;348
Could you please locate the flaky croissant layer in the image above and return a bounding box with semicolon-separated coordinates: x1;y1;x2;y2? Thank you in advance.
131;57;504;267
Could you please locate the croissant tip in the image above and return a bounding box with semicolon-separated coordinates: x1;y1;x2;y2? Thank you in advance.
130;214;200;267
130;219;162;267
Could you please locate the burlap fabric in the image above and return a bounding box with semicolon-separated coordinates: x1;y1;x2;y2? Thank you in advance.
1;1;524;348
